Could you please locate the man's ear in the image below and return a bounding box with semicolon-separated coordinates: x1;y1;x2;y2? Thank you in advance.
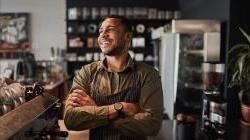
125;32;133;41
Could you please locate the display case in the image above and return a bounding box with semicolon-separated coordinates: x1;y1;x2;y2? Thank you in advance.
152;20;221;118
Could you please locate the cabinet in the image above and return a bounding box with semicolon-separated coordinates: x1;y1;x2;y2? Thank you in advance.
65;0;179;77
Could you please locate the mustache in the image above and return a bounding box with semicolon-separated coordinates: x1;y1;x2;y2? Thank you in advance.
99;37;112;42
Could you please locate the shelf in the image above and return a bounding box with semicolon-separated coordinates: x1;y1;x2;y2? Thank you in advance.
67;32;151;38
182;49;204;55
66;19;170;22
65;1;176;76
0;49;31;59
133;33;150;37
67;60;154;63
67;60;90;63
183;83;203;90
66;19;101;22
67;47;101;53
0;49;30;52
184;67;202;73
66;33;98;37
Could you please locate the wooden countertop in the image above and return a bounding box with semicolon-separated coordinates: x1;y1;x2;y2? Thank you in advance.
43;78;66;91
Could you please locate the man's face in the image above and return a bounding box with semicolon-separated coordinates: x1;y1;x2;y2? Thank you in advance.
98;18;131;56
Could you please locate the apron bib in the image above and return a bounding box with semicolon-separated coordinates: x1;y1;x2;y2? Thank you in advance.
89;69;146;140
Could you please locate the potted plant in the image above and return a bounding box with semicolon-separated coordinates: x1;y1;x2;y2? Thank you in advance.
228;27;250;125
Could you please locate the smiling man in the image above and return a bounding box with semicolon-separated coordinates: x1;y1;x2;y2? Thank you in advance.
64;15;163;140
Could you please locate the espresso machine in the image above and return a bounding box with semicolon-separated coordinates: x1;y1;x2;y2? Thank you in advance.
201;62;227;138
0;79;68;139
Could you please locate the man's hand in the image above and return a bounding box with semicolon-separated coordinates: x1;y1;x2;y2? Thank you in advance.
67;89;96;107
108;102;140;120
121;102;140;116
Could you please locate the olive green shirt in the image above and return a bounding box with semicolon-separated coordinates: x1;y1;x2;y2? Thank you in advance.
64;55;163;136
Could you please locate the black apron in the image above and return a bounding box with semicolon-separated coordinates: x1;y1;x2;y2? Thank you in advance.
89;68;146;140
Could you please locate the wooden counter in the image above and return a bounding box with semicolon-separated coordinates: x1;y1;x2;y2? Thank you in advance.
0;93;59;139
44;78;68;118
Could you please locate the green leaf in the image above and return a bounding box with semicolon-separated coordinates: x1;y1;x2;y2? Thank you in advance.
229;52;248;66
229;70;239;88
240;27;250;44
232;71;239;81
228;27;250;91
237;54;248;76
238;90;245;102
228;44;250;55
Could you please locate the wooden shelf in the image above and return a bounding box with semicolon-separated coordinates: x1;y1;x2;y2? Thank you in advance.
0;49;30;52
66;19;170;22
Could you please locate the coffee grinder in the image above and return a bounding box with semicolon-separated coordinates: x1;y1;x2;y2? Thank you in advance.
201;62;227;138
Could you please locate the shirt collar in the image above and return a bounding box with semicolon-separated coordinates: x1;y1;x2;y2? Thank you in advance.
100;54;135;72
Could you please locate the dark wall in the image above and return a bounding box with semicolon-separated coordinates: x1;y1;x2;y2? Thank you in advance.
227;0;250;122
178;0;250;122
229;0;250;46
179;0;230;21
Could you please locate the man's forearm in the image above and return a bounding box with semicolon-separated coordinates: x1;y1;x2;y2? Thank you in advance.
64;102;121;131
112;110;163;136
64;104;109;131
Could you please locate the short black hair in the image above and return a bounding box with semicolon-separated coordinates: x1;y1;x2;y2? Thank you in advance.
100;15;132;32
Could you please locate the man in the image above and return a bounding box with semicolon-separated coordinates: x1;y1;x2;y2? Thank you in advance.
64;15;163;140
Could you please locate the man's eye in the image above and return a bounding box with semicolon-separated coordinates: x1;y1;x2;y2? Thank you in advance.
107;28;115;32
98;28;115;33
99;30;103;33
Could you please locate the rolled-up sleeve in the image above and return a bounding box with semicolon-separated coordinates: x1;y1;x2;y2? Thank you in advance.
64;102;109;130
113;71;164;136
64;65;110;130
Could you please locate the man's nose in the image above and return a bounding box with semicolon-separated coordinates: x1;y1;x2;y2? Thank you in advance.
99;31;108;38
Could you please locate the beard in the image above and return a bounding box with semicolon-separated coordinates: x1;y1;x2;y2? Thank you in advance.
103;45;125;56
101;41;127;56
